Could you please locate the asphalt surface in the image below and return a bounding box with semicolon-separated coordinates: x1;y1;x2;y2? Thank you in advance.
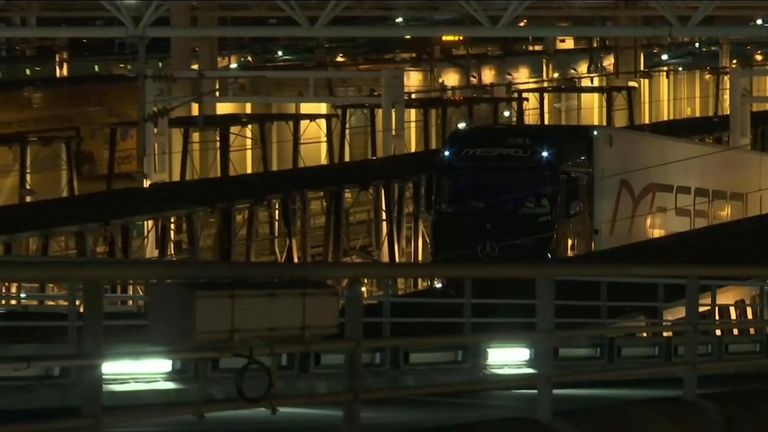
107;385;684;432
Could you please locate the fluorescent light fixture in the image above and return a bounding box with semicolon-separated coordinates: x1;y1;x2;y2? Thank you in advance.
660;53;669;60
456;121;468;129
486;346;531;365
502;109;512;118
101;358;173;376
104;380;181;392
19;292;27;298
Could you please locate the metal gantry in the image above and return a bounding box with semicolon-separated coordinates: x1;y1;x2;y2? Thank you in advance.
0;1;766;38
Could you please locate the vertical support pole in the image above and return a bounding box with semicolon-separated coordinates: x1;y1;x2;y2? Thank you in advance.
219;206;234;261
119;224;132;303
323;192;335;261
180;127;190;181
491;101;499;125
606;91;614;127
343;279;364;432
75;232;90;259
411;180;423;263
219;127;230;177
683;277;700;399
516;93;525;125
372;186;383;261
395;183;407;260
535;277;555;423
326;117;335;165
244;206;256;262
713;71;721;116
657;283;666;330
185;213;198;259
269;200;280;262
64;139;78;196
81;281;104;430
368;108;378;158
259;121;270;172
338;108;348;163
333;189;344;262
383;183;398;263
538;91;546;125
422;108;431;150
301;192;311;262
282;196;298;263
18;141;29;203
439;105;448;144
292;118;301;169
107;127;117;190
66;281;78;351
626;89;636;126
157;218;170;259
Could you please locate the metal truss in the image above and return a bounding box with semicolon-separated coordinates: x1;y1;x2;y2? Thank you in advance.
0;1;766;39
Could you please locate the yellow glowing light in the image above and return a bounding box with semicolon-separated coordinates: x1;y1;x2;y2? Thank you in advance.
441;35;464;42
335;53;346;62
518;19;528;27
755;52;764;62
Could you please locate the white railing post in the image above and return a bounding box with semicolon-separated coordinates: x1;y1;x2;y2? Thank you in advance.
343;279;364;432
535;277;555;423
683;277;700;399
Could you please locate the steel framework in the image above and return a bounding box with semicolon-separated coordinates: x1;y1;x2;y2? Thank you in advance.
0;1;765;39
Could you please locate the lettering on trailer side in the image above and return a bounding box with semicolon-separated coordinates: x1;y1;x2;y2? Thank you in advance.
609;178;748;236
461;148;530;157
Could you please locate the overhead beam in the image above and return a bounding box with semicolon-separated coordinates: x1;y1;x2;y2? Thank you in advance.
100;0;135;32
275;0;311;27
0;259;766;282
137;1;169;32
1;24;768;38
315;0;349;28
497;1;531;28
651;1;682;27
687;1;719;27
458;1;492;27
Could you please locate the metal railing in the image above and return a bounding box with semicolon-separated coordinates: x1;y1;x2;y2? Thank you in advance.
0;259;767;432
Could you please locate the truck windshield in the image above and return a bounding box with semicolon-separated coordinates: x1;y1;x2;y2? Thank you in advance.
436;168;556;215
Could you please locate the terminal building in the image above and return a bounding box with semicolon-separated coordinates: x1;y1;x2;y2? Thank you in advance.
1;2;768;431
